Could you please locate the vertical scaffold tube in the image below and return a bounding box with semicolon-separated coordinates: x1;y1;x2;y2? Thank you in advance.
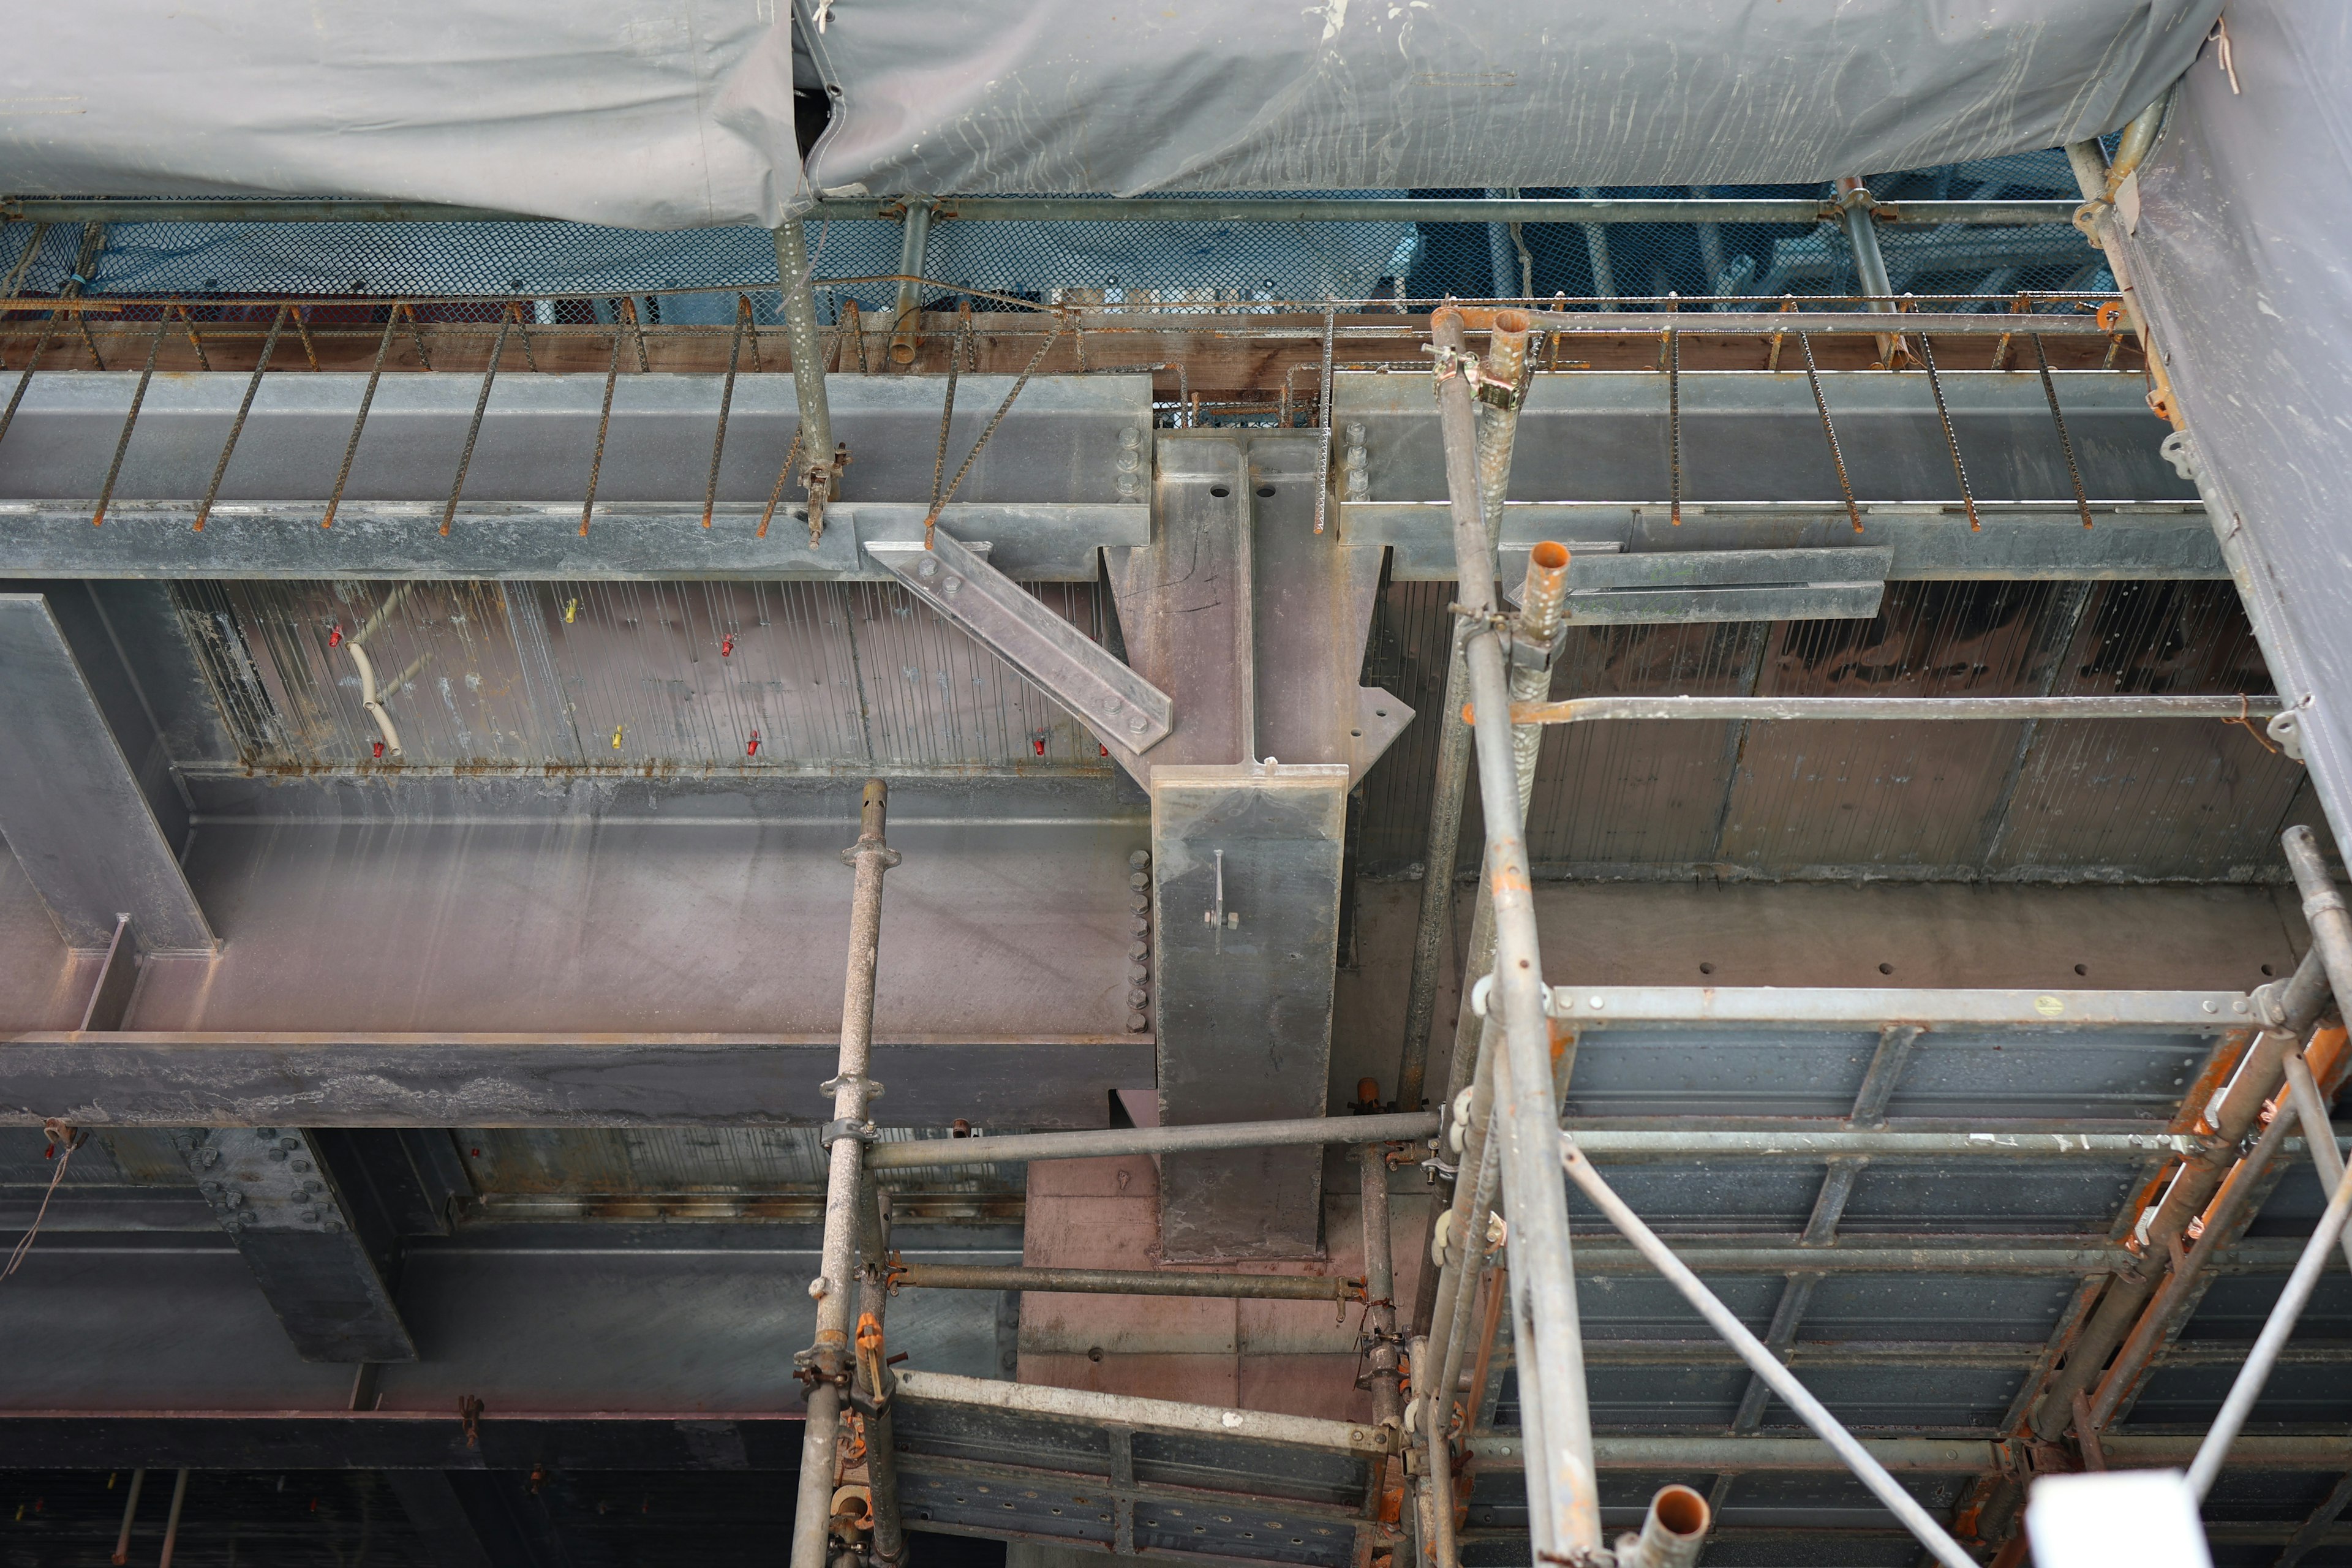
772;220;840;528
791;780;899;1568
1430;306;1600;1557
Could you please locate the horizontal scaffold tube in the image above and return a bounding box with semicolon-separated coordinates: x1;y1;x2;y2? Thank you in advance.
889;1264;1362;1300
862;1110;1436;1170
1496;695;2288;726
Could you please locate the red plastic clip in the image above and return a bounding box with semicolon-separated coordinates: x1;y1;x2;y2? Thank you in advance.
747;729;761;757
372;739;384;759
1099;744;1109;757
328;623;344;649
720;633;735;657
1033;736;1047;756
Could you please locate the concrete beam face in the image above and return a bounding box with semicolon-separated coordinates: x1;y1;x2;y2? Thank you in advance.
1150;763;1349;1260
0;593;213;952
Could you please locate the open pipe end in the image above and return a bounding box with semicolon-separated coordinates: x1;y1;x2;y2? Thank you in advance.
1651;1485;1709;1539
1617;1485;1711;1568
1518;540;1573;643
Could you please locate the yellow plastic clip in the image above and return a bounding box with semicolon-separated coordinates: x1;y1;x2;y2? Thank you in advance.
611;726;624;750
564;597;578;624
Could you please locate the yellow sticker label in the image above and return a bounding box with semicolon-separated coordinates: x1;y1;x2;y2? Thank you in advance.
2034;995;2066;1018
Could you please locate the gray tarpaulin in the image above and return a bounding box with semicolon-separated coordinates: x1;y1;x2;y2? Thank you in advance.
4;0;2218;229
2116;0;2352;855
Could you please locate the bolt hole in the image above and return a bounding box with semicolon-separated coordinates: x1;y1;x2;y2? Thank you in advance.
1256;484;1276;498
1209;485;1231;498
2263;963;2277;977
2074;963;2087;976
1698;962;1714;976
1350;729;1363;737
1877;962;1894;976
1087;1345;1104;1362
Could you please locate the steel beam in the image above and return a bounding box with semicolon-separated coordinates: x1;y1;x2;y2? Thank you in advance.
0;594;213;952
171;1127;416;1362
0;1033;1150;1129
0;372;1149;581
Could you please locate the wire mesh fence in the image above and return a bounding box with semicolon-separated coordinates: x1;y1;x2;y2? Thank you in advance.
0;150;2107;325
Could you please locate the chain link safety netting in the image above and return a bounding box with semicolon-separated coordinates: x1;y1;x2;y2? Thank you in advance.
0;151;2108;324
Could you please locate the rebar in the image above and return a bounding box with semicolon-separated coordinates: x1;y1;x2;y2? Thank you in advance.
109;1468;143;1565
90;313;167;527
321;306;402;529
1502;694;2287;726
192;303;288;532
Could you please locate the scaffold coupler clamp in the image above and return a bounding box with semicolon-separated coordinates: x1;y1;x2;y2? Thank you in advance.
821;1117;880;1149
821;1071;886;1106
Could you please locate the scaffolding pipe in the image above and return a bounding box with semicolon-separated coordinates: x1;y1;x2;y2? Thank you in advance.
2187;1151;2352;1499
862;1110;1436;1170
2285;826;2352;1016
1409;1331;1461;1568
1616;1485;1712;1568
1360;1143;1405;1431
1433;1110;1501;1424
1393;622;1474;1123
1834;178;1904;366
1393;320;1533;1125
1491;306;2117;336
771;220;839;529
1431;303;1600;1556
1499;694;2287;726
889;201;933;366
2059;96;2186;427
2029;946;2329;1441
1559;1139;1976;1568
790;779;899;1568
890;1263;1362;1301
856;1177;906;1568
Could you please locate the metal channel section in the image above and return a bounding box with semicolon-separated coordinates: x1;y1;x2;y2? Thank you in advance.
870;529;1177;754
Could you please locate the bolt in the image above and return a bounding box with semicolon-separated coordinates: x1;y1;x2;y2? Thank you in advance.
941;576;962;597
1126;714;1147;733
1120;426;1144;448
1127;1010;1149;1033
917;557;938;580
809;1276;831;1300
1128;850;1150;870
1344;423;1365;442
1104;695;1124;714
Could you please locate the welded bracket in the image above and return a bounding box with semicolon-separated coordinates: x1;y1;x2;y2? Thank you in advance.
867;529;1175;752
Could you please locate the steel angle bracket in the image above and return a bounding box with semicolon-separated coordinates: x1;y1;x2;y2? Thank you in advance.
867;530;1176;752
